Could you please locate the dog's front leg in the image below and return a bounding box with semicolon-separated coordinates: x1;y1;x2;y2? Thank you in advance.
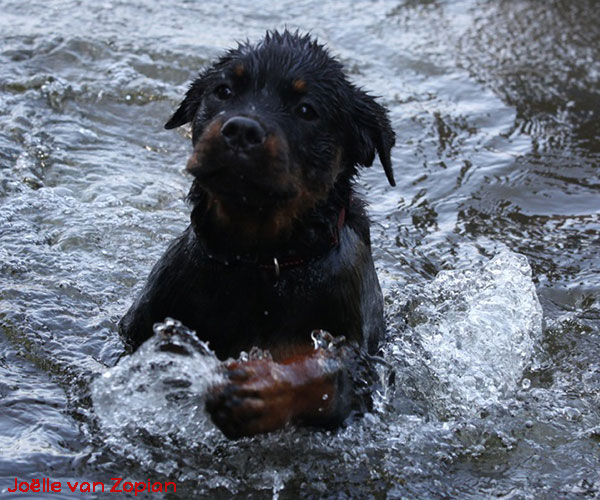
205;341;365;439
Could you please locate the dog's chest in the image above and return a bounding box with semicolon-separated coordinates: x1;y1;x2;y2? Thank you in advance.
183;252;361;358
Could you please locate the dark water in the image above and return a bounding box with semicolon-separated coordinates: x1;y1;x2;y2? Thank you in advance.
1;0;599;498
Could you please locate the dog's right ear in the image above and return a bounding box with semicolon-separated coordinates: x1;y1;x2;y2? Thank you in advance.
164;77;205;129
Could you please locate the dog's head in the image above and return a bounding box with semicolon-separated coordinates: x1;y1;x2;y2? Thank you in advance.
166;30;394;233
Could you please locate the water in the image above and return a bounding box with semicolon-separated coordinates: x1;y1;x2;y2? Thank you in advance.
1;0;599;497
91;320;224;473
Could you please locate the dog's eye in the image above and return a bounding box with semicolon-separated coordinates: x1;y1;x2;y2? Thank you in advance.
296;103;318;121
214;85;233;100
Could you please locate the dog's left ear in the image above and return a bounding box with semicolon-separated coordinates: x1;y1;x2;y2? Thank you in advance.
164;78;205;130
348;90;396;186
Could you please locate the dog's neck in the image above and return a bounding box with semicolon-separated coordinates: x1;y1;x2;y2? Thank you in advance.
187;181;350;264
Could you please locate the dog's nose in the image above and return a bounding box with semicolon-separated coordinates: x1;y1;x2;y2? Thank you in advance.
221;117;266;151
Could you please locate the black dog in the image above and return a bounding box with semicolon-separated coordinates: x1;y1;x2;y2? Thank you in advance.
119;30;395;438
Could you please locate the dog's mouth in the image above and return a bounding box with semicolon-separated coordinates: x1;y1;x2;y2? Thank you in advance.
187;119;299;208
194;164;299;207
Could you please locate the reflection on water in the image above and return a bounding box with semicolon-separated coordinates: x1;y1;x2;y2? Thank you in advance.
1;0;599;497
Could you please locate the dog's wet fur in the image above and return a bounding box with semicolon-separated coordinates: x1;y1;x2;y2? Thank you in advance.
119;30;395;438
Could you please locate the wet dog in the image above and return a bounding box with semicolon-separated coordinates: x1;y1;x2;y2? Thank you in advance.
119;30;395;439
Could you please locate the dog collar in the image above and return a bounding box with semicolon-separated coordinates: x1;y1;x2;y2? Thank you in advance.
202;206;346;278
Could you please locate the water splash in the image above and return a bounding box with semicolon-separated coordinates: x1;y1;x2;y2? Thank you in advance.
383;248;543;418
91;319;225;471
90;248;542;491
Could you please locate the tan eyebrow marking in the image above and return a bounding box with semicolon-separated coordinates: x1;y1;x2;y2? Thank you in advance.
292;79;307;93
234;63;245;77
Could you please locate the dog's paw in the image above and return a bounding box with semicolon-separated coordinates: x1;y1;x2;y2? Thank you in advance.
205;358;298;439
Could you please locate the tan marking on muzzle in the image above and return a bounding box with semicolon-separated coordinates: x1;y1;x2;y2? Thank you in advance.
264;134;285;159
186;118;224;173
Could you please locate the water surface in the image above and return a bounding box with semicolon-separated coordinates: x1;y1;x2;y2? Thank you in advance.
1;0;599;497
